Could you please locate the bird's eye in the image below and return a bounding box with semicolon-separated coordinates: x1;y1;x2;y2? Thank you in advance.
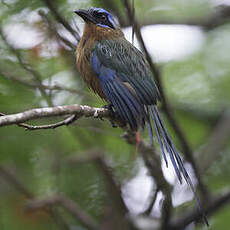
97;13;107;20
100;14;106;20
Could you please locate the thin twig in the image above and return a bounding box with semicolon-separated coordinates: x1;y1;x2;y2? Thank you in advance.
143;188;159;215
20;114;79;130
0;112;78;130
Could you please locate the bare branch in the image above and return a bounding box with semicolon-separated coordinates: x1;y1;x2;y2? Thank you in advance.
143;188;159;215
20;114;79;130
0;104;110;127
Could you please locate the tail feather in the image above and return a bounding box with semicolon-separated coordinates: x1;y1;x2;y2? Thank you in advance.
152;106;182;182
148;106;169;168
145;107;154;146
149;105;208;226
147;122;154;146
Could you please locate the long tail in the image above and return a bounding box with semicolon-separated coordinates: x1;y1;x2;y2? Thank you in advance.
147;105;209;226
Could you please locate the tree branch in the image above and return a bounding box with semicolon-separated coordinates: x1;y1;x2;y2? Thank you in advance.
0;104;110;127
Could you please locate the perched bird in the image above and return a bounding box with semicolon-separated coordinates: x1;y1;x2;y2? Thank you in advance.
75;7;208;225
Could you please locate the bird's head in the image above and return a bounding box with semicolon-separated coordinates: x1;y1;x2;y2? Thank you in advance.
74;7;117;30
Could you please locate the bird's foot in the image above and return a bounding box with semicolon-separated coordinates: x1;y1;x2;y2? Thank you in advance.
102;103;113;110
102;104;119;128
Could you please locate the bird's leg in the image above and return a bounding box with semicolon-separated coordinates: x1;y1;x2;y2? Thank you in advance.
102;103;118;128
103;103;126;128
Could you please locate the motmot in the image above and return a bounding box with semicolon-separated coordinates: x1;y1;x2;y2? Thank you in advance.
75;7;208;224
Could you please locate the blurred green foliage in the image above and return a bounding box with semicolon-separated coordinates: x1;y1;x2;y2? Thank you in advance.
0;0;230;229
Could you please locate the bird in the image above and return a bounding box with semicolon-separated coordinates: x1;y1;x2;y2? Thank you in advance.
74;7;208;225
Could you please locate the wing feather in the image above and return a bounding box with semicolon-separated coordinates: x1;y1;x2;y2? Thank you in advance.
93;39;160;105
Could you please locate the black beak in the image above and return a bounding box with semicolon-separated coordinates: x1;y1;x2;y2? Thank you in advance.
74;9;94;23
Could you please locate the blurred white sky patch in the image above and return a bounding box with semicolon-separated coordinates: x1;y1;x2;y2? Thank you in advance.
123;25;205;63
122;155;196;214
162;160;195;206
122;160;154;214
211;0;230;6
4;23;43;49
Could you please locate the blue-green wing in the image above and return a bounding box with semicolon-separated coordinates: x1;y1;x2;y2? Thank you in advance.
93;39;160;105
